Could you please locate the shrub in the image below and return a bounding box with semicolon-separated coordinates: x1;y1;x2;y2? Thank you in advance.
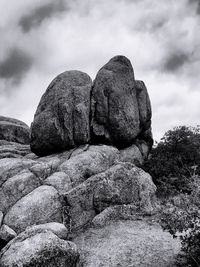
143;126;200;197
160;187;200;267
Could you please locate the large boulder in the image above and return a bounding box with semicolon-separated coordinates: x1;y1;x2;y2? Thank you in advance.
64;163;156;231
31;70;92;156
3;185;63;233
0;227;79;267
0;116;30;144
73;220;180;267
91;55;142;147
0;170;41;213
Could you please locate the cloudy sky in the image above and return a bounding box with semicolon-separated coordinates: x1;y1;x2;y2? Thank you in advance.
0;0;199;141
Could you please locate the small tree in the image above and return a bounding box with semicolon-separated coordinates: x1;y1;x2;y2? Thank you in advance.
143;126;200;197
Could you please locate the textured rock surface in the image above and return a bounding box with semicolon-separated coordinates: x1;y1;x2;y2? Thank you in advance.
0;224;16;242
30;55;153;157
64;163;156;231
0;56;160;266
91;56;140;146
0;228;79;267
0;116;30;145
73;220;180;267
31;70;92;156
3;185;63;233
25;222;69;240
58;145;119;188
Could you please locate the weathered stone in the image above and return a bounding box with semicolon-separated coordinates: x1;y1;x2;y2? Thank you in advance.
92;204;139;228
25;222;68;240
3;185;63;233
44;171;72;194
64;163;156;231
135;80;151;130
0;141;30;159
0;228;79;267
0;225;16;242
91;55;140;147
0;170;41;213
0;116;30;144
129;167;157;214
30;70;92;156
73;220;180;267
119;144;143;165
0;158;36;187
58;145;119;187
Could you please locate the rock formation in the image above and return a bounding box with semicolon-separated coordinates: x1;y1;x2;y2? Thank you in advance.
31;55;153;156
0;116;30;145
31;71;92;156
0;56;179;267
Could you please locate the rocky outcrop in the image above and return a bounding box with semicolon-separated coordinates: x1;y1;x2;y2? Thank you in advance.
30;71;92;156
0;116;30;145
0;56;160;266
30;55;153;156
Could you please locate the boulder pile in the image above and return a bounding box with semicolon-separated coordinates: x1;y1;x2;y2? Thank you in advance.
30;56;152;156
0;56;159;267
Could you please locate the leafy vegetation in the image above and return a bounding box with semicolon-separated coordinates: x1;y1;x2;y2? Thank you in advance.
143;125;200;197
143;125;200;266
160;189;200;267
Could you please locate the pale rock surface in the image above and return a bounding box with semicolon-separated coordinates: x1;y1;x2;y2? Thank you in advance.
0;228;79;267
3;185;63;233
0;170;40;213
25;222;69;240
73;220;181;267
64;163;156;231
0;225;16;242
58;145;119;187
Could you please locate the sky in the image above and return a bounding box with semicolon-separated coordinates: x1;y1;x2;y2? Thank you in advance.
0;0;200;141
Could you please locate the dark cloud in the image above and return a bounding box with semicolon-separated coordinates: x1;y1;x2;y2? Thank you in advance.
19;1;67;32
188;0;200;14
0;48;32;81
163;52;190;72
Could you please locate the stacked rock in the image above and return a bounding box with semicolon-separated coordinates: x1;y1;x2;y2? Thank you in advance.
30;55;153;156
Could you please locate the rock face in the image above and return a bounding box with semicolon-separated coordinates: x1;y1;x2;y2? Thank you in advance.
30;55;152;156
91;56;140;146
31;70;92;156
0;116;30;145
0;56;161;266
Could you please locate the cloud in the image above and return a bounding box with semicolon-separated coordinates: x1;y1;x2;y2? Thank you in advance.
188;0;200;14
19;0;67;32
0;48;32;81
163;51;190;72
0;0;199;142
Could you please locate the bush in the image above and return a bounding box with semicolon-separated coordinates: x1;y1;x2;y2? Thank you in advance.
143;126;200;197
160;194;200;266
